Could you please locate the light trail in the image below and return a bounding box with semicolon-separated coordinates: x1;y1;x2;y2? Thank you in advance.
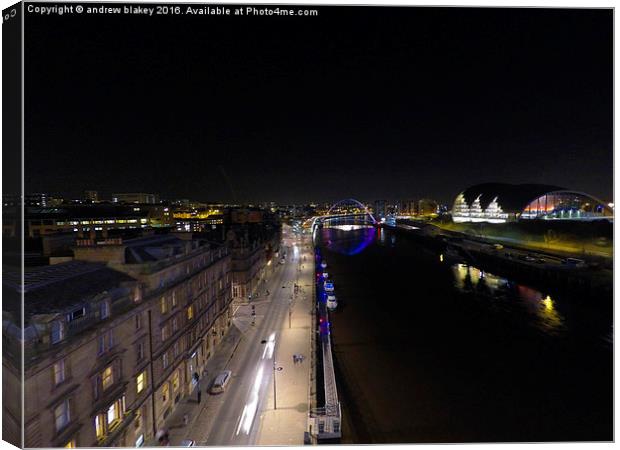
236;366;265;435
262;332;275;359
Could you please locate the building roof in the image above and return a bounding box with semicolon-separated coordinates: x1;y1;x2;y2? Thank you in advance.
3;261;136;320
24;205;150;219
458;183;566;213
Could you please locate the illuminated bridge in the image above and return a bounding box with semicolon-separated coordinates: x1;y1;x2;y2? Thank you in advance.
309;198;377;230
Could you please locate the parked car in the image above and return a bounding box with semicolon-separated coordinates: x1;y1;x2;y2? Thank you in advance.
209;370;232;394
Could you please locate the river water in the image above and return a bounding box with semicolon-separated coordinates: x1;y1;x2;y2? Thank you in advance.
314;224;612;443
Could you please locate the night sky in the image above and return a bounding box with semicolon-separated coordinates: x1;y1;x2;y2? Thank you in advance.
24;5;613;204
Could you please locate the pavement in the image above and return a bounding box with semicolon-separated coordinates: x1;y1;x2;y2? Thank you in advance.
154;225;315;446
256;238;314;445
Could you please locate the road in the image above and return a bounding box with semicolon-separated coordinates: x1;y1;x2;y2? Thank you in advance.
202;224;306;445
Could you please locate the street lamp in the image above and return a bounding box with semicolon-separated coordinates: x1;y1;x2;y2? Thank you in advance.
273;362;283;410
261;337;282;410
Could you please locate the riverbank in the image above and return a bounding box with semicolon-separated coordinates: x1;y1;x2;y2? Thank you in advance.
319;225;612;443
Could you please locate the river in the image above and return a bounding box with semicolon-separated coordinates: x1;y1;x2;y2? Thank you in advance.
314;223;612;443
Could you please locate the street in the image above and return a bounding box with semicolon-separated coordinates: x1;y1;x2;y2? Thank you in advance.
182;224;312;446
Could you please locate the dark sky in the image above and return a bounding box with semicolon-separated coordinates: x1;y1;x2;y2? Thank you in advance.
25;4;613;204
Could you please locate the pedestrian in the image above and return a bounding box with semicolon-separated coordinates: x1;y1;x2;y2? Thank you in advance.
197;389;202;403
292;354;297;364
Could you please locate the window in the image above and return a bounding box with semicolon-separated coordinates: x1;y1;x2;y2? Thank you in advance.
100;301;110;320
172;291;177;308
172;370;180;391
160;297;168;314
136;342;145;363
161;325;169;342
98;335;105;355
135;313;142;330
53;359;66;386
162;353;168;369
106;396;125;429
67;307;85;321
173;341;179;358
187;305;194;321
64;439;76;448
102;366;114;391
162;383;169;403
97;331;114;355
134;408;142;429
95;414;105;439
51;321;65;344
54;399;70;431
136;371;146;394
172;317;178;333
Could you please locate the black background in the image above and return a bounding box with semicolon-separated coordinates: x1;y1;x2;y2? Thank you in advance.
24;5;613;204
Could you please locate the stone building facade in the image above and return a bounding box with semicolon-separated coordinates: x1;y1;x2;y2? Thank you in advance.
3;233;232;447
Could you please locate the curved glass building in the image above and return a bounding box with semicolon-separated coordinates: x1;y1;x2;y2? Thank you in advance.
452;183;613;223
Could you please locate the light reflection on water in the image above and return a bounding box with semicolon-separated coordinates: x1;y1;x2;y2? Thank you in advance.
451;263;566;335
317;225;376;256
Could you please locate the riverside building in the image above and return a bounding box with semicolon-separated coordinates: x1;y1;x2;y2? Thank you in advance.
3;233;232;447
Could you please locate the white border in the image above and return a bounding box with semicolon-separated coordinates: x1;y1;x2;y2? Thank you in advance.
0;2;616;450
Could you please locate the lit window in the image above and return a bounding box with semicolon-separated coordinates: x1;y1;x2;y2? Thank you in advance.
162;383;169;403
161;325;168;342
106;397;125;426
54;399;70;431
53;359;66;386
102;366;114;390
64;438;76;448
136;371;146;394
94;414;105;439
187;306;194;320
172;291;177;307
160;297;168;314
172;370;180;391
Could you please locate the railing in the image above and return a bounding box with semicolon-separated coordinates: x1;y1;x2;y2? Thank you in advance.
309;250;342;441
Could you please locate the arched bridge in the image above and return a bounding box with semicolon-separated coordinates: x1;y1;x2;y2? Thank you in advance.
309;198;377;230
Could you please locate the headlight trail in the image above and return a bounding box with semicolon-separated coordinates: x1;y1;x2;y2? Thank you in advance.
236;366;265;435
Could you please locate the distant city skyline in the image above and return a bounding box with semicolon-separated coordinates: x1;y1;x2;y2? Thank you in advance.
24;7;612;204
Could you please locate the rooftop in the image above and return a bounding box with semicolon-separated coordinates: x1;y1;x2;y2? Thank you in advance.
3;260;136;320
